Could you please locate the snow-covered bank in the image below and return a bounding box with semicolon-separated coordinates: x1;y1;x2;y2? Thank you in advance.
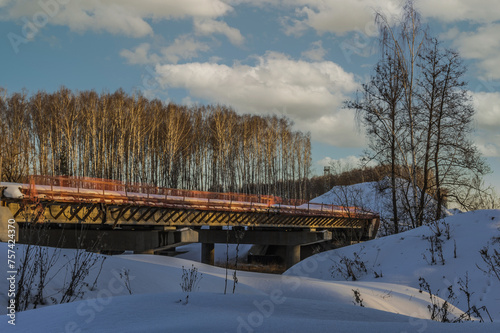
5;292;499;333
1;210;499;332
286;210;500;321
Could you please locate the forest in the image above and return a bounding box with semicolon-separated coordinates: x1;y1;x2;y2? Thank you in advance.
0;87;312;200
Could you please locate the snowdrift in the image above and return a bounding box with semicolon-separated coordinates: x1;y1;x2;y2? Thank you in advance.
286;210;500;321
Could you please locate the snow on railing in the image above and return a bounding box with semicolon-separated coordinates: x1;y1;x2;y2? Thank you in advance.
14;175;378;219
28;175;277;204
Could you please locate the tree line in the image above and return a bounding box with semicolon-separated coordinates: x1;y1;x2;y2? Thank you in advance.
347;1;492;231
0;87;311;200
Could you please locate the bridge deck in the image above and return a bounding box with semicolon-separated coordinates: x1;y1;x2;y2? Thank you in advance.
1;176;380;266
1;176;379;231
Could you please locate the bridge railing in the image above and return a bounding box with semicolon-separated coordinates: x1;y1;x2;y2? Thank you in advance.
28;175;278;205
23;175;378;219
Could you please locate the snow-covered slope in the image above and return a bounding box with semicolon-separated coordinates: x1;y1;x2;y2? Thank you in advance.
1;211;500;332
286;210;500;321
310;178;448;236
6;291;499;333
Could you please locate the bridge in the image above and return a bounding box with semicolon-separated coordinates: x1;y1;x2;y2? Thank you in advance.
0;176;380;268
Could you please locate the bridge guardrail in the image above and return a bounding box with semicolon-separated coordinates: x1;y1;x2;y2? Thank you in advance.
17;175;378;220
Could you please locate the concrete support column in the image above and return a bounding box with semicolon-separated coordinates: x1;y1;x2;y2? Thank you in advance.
285;245;300;269
201;243;214;265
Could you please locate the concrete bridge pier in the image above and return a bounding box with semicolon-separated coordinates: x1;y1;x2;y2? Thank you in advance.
197;229;332;269
285;245;301;269
201;242;215;265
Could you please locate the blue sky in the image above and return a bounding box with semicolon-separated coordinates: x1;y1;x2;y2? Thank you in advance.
1;0;499;192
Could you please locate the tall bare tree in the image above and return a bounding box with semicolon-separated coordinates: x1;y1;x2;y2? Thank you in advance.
347;0;490;231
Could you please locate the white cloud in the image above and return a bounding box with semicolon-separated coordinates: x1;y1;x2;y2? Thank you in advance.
317;157;336;168
280;12;310;37
244;0;499;37
471;91;500;157
161;36;211;63
282;0;497;36
120;43;159;64
193;18;244;46
317;155;365;168
472;91;500;130
474;136;500;157
279;0;400;36
297;111;365;147
154;52;362;147
280;0;499;35
449;24;500;79
121;37;210;65
2;0;233;37
418;0;500;23
181;96;197;106
301;40;326;61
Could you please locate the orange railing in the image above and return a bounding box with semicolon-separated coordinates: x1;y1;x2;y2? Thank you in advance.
22;175;378;219
28;175;278;204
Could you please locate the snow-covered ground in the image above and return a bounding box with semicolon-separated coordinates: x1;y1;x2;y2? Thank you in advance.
1;209;500;332
310;178;449;236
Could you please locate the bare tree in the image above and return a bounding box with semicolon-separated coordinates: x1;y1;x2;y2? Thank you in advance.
0;87;313;199
346;1;490;231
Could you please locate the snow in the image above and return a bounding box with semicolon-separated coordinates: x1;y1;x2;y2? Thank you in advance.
5;292;496;333
309;178;450;235
1;181;272;207
0;183;24;199
285;210;500;320
1;210;500;332
1;176;500;332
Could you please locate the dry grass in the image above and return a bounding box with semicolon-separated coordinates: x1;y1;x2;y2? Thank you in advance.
214;261;286;274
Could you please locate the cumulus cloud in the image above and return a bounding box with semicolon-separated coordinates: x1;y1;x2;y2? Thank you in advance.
449;24;500;79
418;0;500;23
472;91;500;130
7;0;496;40
154;52;362;146
120;43;159;64
474;138;500;158
193;18;244;45
277;0;499;36
471;91;500;157
1;0;233;37
161;36;211;63
121;37;210;65
317;155;366;168
250;1;499;37
280;13;310;37
297;111;365;147
279;0;400;36
301;40;327;61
